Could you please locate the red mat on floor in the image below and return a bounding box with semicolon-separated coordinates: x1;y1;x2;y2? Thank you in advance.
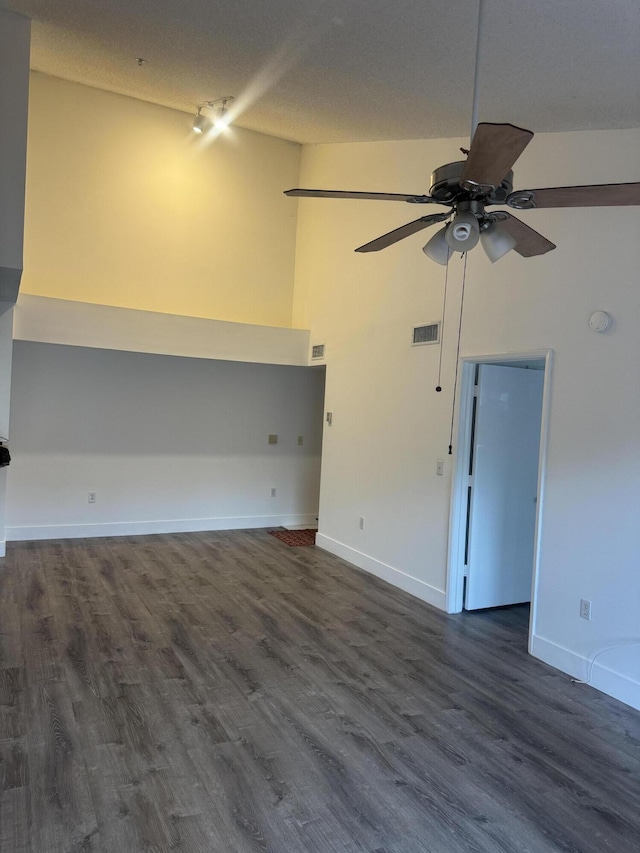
268;528;317;547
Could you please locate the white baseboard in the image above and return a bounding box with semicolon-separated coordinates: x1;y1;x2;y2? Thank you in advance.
316;533;446;611
6;514;318;542
531;634;640;712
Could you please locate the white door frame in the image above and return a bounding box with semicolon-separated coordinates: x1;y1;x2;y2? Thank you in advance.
445;349;553;653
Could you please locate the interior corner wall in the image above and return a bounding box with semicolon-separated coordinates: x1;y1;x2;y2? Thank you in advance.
22;73;301;328
6;341;324;540
292;128;640;709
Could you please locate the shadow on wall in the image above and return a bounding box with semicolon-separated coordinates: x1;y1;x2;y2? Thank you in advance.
10;341;325;456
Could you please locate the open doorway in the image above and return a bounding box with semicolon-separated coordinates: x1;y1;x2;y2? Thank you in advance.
446;350;552;651
282;362;326;532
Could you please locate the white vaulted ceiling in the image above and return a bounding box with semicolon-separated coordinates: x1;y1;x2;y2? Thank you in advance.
6;0;640;143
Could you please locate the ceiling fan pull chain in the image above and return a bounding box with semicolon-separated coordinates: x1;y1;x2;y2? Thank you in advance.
449;253;469;455
435;254;451;392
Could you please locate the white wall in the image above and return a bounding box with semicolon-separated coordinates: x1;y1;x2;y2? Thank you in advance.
292;128;640;709
14;294;311;367
6;342;325;540
22;73;301;327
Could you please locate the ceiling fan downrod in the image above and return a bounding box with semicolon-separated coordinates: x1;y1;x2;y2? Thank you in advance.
470;0;487;141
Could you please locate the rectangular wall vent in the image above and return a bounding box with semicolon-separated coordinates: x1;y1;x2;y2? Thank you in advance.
412;323;440;346
311;344;326;359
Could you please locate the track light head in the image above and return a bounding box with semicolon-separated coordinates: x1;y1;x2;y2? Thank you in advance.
192;110;213;134
214;99;232;130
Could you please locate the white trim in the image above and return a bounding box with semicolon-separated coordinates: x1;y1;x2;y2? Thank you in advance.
316;533;446;610
0;540;5;557
531;634;640;712
527;350;554;649
6;514;319;542
446;360;476;613
446;349;553;625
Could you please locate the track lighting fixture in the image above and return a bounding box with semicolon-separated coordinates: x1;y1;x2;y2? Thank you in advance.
213;102;231;130
192;96;235;134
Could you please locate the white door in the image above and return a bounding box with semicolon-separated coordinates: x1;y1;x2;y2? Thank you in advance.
464;364;544;610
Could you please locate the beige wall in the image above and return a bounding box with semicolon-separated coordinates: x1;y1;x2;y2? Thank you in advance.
293;128;640;709
22;73;301;327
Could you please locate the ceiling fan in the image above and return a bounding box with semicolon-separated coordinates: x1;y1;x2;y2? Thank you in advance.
284;3;640;264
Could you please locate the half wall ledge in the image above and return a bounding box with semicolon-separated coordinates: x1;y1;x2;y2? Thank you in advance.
13;294;310;366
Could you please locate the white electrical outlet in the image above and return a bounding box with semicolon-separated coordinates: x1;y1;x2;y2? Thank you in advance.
580;598;592;620
436;459;444;476
88;490;96;503
359;516;365;530
271;488;277;497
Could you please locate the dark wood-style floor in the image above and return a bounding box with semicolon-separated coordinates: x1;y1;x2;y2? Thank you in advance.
1;531;640;852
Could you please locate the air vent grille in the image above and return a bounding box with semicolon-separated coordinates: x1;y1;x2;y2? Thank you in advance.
311;344;326;359
412;323;440;346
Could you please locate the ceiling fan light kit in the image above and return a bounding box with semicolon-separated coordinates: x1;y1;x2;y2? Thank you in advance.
423;227;453;265
445;207;480;252
480;221;517;263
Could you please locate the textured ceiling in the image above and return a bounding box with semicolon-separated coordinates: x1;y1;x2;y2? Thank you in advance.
5;0;640;144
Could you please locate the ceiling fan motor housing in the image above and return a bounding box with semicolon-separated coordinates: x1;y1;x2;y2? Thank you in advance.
430;161;513;205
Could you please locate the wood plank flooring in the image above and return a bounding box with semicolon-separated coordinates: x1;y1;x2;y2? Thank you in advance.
1;530;640;852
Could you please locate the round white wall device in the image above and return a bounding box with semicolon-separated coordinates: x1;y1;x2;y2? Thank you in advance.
589;311;611;333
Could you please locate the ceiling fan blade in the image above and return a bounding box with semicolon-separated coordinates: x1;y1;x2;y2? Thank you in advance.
355;213;450;253
461;123;534;191
499;214;556;257
508;182;640;209
284;188;439;204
